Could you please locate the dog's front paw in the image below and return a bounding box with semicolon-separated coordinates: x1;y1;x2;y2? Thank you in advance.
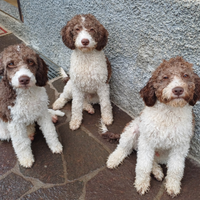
107;149;125;169
19;156;34;168
70;119;82;130
102;114;113;126
165;177;181;197
53;98;66;110
134;178;150;195
50;142;63;154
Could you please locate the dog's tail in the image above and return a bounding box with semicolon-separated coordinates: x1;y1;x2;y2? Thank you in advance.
99;119;120;143
48;109;65;117
59;67;70;83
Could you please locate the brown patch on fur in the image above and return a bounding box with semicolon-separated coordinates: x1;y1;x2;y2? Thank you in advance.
61;15;82;50
101;131;120;144
36;55;48;87
82;14;108;51
61;14;108;51
106;57;112;83
140;76;157;107
0;78;16;122
140;56;200;107
189;72;200;106
0;53;3;75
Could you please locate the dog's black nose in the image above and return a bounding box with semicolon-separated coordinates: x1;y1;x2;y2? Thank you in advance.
19;76;30;85
172;87;184;96
81;39;89;46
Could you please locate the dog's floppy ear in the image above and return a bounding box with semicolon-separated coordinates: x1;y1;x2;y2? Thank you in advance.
140;77;157;107
96;24;109;51
0;53;4;76
189;72;200;106
61;23;75;50
36;56;48;87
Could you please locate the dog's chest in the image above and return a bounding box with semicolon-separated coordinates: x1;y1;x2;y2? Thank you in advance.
139;103;193;148
70;50;108;92
9;87;48;124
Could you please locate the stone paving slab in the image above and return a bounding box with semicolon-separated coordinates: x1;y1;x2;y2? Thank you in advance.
21;181;83;200
52;78;66;93
85;153;162;200
58;123;109;180
0;141;17;176
0;173;33;200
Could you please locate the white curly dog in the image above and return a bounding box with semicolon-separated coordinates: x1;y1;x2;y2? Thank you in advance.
107;57;200;197
53;14;113;130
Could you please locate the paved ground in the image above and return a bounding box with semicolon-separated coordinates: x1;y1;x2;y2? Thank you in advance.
0;33;200;200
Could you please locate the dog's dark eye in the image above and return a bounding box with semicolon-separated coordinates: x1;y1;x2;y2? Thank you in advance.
163;76;168;79
27;59;35;66
75;28;80;32
90;28;95;32
183;74;189;78
7;61;15;68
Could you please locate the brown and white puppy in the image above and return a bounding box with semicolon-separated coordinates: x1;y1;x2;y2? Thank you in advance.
0;43;63;168
53;14;113;130
107;57;200;197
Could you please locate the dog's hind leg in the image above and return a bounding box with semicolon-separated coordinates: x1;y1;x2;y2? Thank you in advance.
107;117;140;169
83;100;95;114
53;80;72;110
152;160;164;181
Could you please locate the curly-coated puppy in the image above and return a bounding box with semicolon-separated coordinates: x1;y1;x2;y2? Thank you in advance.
0;44;63;168
107;57;200;197
53;14;113;130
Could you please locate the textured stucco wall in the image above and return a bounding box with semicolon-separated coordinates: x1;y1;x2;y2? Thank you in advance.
1;0;200;160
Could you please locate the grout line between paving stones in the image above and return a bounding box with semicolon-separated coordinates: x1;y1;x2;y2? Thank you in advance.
7;161;72;199
61;149;68;184
78;166;106;200
153;182;165;200
81;126;111;154
10;163;47;199
0;169;12;181
18;166;106;199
